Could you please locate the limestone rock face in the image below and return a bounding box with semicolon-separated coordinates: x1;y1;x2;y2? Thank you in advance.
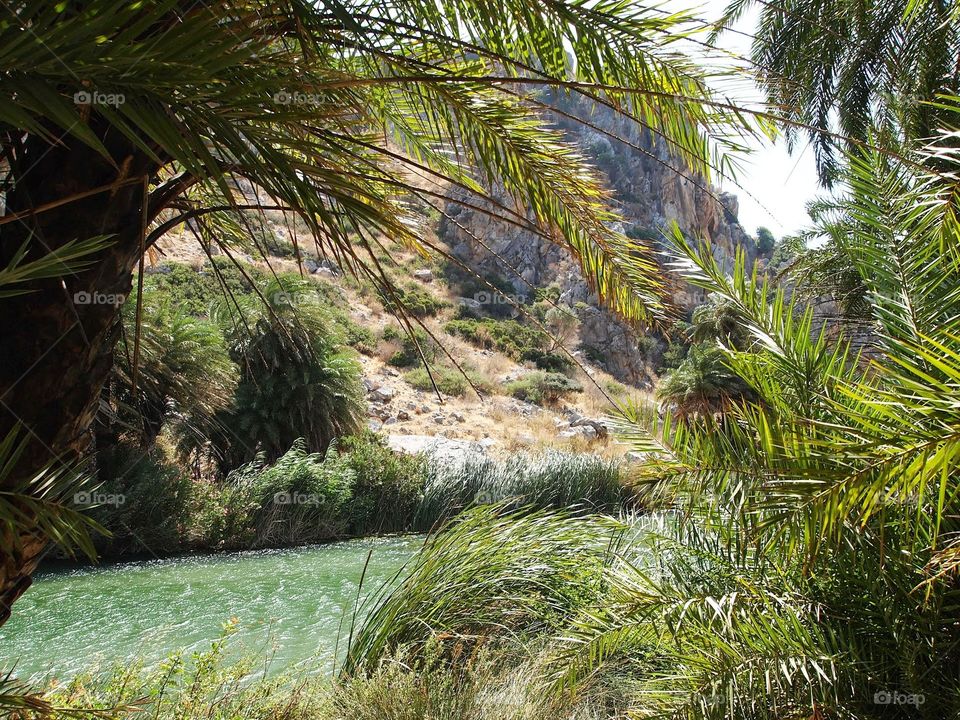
439;98;760;383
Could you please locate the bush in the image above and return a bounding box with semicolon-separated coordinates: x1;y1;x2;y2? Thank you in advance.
505;371;582;405
521;348;574;372
404;366;493;397
444;318;547;360
381;285;446;318
225;440;355;546
659;342;688;371
385;326;437;367
328;432;427;534
90;443;195;556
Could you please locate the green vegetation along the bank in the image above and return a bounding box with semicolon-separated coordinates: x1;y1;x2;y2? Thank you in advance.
90;434;637;558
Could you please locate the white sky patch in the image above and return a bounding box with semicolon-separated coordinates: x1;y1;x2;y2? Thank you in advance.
661;1;821;238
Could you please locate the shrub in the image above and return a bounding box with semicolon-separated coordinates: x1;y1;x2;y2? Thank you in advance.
505;371;582;405
403;366;493;397
90;443;195;555
444;318;547;360
227;440;355;545
659;342;688;372
386;327;437;367
382;285;446;318
520;348;573;372
328;432;427;534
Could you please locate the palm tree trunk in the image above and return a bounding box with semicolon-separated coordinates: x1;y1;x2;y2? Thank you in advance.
0;132;158;625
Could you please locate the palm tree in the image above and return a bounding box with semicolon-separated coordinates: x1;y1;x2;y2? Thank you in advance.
656;343;751;420
588;120;960;714
0;0;755;619
689;294;750;349
102;294;237;451
715;0;960;184
210;277;365;470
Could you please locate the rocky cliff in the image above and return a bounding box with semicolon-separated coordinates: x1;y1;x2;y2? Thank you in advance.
439;97;761;384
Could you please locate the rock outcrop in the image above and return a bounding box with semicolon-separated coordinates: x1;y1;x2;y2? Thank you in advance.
439;97;761;383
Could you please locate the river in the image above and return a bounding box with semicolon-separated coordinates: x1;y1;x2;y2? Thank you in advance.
0;536;422;681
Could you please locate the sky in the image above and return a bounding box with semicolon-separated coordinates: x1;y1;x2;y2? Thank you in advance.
669;2;822;239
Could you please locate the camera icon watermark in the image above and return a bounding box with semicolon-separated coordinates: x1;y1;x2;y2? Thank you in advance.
874;690;924;706
270;290;303;306
73;291;126;307
74;491;125;507
73;90;125;108
273;491;321;505
473;490;498;504
473;291;522;306
272;90;321;106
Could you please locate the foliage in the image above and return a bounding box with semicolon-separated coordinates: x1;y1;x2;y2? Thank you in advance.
38;626;325;720
380;285;447;319
414;451;632;530
504;371;583;406
212;278;365;467
0;427;103;568
689;294;751;349
444;318;548;361
344;506;624;675
655;343;752;421
717;0;960;183
105;293;237;450
90;443;195;556
589;125;960;714
384;326;437;368
658;341;688;371
403;367;493;397
227;441;355;546
328;433;427;535
755;226;776;254
4;0;747;327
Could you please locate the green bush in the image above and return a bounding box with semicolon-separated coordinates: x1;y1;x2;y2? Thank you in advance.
328;432;427;534
444;318;547;360
659;342;688;371
140;258;264;316
382;285;446;318
404;366;493;397
520;348;573;372
225;440;355;546
505;371;582;405
386;326;437;367
90;443;195;556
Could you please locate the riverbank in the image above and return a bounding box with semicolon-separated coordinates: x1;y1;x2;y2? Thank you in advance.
85;433;637;561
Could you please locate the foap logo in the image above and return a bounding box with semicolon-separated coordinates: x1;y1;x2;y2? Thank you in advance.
73;89;125;107
874;690;925;707
273;491;321;506
270;290;304;306
473;489;498;504
474;291;522;306
73;290;125;307
672;289;699;306
272;90;322;106
74;491;125;507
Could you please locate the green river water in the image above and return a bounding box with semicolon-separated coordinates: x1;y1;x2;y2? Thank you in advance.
0;536;423;681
